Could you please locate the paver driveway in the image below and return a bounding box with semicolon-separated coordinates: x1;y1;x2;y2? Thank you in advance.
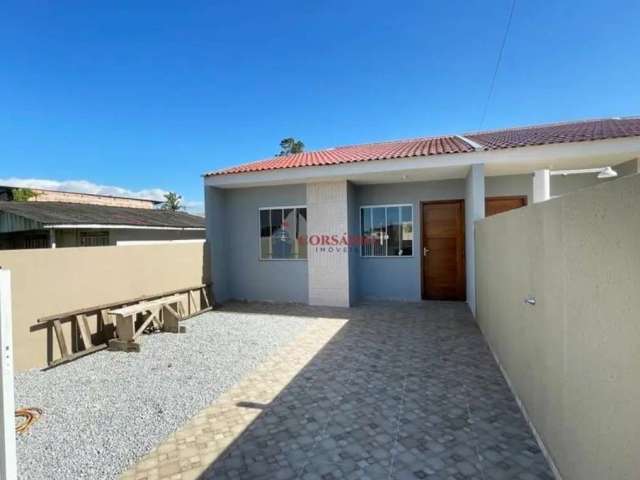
123;301;553;480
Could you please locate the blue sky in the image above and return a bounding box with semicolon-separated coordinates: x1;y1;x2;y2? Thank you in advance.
2;0;639;211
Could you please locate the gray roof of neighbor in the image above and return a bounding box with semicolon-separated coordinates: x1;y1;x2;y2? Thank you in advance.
0;202;205;229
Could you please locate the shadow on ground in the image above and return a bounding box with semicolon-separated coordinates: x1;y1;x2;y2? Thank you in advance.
195;301;552;480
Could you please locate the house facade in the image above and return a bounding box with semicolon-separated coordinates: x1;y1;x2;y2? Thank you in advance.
204;118;640;312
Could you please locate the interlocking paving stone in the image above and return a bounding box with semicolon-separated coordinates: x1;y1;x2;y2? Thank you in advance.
122;301;553;480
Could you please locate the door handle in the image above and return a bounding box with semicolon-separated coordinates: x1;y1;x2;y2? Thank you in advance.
423;247;430;256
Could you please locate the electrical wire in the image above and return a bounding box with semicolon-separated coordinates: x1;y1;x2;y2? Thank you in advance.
479;0;517;129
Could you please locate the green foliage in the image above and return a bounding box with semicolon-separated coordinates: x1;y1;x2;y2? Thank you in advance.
277;138;304;156
161;192;183;211
11;188;38;202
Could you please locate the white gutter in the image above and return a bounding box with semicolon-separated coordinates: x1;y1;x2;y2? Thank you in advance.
42;224;205;231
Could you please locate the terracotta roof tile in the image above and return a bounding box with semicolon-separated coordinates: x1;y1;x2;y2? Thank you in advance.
210;136;475;176
467;117;640;150
208;117;640;176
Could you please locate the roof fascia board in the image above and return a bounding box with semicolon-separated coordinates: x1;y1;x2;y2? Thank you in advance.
205;136;640;188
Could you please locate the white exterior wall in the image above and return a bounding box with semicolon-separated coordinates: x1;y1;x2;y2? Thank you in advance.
307;181;351;307
465;164;485;316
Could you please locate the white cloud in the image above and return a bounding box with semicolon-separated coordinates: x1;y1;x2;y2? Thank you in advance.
0;177;203;214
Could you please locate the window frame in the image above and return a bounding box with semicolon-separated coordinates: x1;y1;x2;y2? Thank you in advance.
359;204;414;258
258;205;307;261
79;230;110;247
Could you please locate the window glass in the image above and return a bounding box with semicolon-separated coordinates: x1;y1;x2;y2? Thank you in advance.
371;207;387;256
401;206;413;256
387;207;400;256
361;208;372;257
259;207;307;259
260;210;271;258
269;209;288;258
360;205;413;257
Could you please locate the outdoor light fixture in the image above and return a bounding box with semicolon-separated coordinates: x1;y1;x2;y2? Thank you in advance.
550;166;618;179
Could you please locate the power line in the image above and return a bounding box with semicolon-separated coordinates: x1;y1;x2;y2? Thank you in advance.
479;0;517;129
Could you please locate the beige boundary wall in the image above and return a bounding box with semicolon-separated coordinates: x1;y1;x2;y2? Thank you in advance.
476;174;640;480
0;242;207;372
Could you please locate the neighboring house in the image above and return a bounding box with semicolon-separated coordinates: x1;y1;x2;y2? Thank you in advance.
0;201;205;250
204;117;640;312
0;186;161;209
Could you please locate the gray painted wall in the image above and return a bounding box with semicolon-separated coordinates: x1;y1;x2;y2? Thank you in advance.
206;186;229;302
205;161;638;304
476;173;640;480
355;179;464;301
354;175;533;301
206;184;308;303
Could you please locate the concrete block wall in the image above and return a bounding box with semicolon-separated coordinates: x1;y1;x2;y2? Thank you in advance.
306;181;351;307
476;173;640;480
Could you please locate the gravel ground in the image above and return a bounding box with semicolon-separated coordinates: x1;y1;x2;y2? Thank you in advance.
14;305;314;480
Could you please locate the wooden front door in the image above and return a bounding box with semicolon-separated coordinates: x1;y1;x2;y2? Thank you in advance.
421;200;466;301
485;196;527;217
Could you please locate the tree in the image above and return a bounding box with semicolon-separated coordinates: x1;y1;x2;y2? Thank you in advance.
161;192;183;211
277;138;304;156
11;188;38;202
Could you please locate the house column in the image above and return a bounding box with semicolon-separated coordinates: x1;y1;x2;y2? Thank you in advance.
533;169;551;203
465;163;485;317
307;181;351;307
49;229;56;249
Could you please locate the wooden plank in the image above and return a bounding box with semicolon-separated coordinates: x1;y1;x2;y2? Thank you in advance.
189;289;199;314
38;284;208;323
114;313;136;343
52;319;69;359
107;294;184;317
76;314;93;350
162;304;183;333
100;309;113;326
182;306;212;321
45;344;108;370
201;286;212;308
133;309;161;339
